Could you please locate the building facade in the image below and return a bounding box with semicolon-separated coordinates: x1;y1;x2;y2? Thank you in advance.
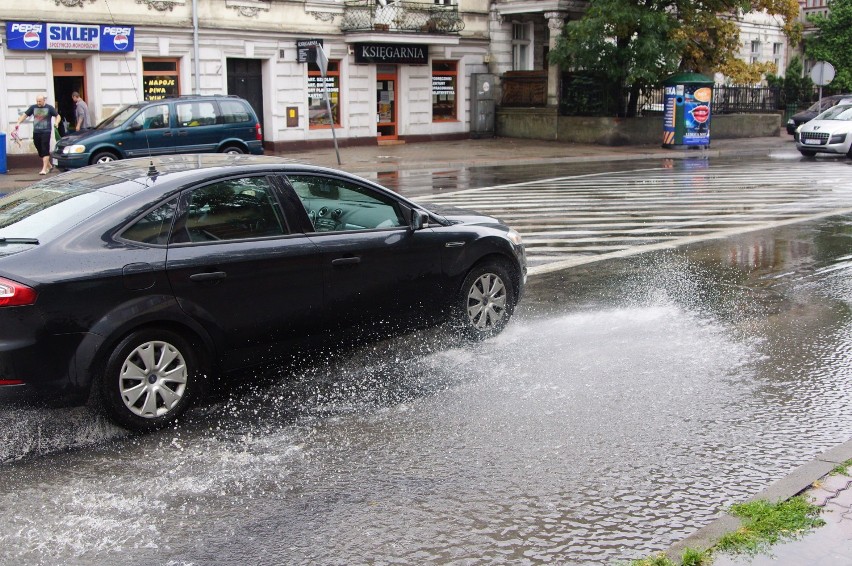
2;0;493;157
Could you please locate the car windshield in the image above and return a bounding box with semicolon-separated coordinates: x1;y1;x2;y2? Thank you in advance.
815;105;852;121
95;104;145;130
0;173;124;243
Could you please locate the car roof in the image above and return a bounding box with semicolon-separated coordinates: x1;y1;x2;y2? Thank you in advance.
51;154;415;205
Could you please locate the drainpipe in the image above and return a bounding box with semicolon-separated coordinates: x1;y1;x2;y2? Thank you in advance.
193;0;201;94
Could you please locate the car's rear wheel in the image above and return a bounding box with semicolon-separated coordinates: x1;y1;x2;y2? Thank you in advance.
454;260;516;341
799;149;817;157
100;328;201;432
91;150;119;165
220;145;246;155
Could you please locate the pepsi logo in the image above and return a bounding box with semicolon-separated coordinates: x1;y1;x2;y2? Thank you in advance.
113;34;128;50
23;31;41;48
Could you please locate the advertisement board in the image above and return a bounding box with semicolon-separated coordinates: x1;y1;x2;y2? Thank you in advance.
5;22;134;52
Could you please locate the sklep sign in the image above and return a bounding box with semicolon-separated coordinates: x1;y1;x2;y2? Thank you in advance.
5;22;135;52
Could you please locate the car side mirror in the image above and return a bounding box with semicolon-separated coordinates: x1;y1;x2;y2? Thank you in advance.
410;209;428;231
126;123;143;132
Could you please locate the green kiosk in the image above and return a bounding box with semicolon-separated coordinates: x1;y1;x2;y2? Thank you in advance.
662;72;714;149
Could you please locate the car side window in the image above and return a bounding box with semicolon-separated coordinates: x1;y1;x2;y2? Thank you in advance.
121;198;178;245
176;101;218;127
220;100;252;124
132;104;170;130
286;175;404;233
178;177;287;242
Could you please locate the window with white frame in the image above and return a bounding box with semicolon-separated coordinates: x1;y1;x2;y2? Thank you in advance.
512;22;533;71
750;40;761;64
773;43;783;68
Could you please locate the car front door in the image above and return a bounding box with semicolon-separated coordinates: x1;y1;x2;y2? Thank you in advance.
121;103;176;157
165;174;324;370
282;173;447;335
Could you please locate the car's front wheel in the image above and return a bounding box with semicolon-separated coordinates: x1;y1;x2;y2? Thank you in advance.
454;260;516;341
91;150;119;165
100;328;202;432
799;149;817;157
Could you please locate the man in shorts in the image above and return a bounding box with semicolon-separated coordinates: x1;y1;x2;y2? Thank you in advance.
14;95;60;175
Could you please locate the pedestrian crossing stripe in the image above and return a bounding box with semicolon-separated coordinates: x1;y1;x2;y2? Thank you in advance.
418;161;852;274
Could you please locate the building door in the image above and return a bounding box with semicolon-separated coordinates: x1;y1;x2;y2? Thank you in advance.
227;58;264;139
52;58;86;134
376;65;397;140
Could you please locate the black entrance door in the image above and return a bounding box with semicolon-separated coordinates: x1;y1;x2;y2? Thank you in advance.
227;59;264;139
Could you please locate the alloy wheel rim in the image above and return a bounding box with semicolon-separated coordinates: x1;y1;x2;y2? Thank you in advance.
467;273;507;330
119;340;188;418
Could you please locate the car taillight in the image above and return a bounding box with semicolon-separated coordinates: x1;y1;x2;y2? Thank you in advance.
255;123;263;141
0;277;37;307
0;380;24;386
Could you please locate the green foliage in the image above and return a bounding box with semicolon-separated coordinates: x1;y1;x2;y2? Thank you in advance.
807;0;852;92
716;497;825;555
548;0;801;114
628;547;710;566
830;458;852;475
782;56;814;105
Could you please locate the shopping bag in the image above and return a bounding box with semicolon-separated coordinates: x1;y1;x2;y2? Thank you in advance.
54;126;61;141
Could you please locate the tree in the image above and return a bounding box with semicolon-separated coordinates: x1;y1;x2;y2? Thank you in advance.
806;0;852;92
549;0;802;115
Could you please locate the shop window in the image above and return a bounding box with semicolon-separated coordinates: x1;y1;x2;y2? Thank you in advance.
432;60;458;122
143;59;180;101
308;60;341;128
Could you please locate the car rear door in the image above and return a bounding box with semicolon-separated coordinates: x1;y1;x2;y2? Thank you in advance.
281;173;447;334
172;100;223;154
165;173;324;370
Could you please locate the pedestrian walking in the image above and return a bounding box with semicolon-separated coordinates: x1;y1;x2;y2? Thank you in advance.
72;92;92;132
14;95;60;175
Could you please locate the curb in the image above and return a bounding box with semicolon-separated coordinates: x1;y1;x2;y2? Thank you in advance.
666;439;852;561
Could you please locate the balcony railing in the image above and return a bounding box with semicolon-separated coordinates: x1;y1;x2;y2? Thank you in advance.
340;0;465;33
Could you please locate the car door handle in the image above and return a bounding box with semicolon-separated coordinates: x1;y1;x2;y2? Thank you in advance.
189;271;227;282
331;257;361;266
162;131;173;137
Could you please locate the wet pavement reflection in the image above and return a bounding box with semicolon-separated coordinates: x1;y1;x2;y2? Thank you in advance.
1;212;850;565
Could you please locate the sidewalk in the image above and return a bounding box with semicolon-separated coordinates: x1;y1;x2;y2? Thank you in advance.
2;132;847;565
0;134;795;193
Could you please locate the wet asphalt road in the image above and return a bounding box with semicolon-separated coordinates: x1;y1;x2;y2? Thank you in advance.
1;155;851;565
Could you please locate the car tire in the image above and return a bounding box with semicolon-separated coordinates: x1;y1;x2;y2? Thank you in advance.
91;151;119;165
220;145;246;155
799;149;817;157
454;260;516;341
100;328;202;432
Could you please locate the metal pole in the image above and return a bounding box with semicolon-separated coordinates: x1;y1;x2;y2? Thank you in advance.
193;0;201;94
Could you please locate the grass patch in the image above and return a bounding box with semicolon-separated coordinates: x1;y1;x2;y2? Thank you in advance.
715;496;825;556
629;547;711;566
830;458;852;476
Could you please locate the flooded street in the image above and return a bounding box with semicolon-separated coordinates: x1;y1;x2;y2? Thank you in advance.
1;156;851;564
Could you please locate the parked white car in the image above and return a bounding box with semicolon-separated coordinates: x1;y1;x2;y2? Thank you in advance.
797;103;852;157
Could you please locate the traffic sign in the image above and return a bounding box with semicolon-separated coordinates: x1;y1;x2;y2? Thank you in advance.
810;61;836;86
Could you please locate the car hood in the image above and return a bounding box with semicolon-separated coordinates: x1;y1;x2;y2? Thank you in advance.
800;119;852;134
55;129;104;147
420;203;501;225
791;111;817;123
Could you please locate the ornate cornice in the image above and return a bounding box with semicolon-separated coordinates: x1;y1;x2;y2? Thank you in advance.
226;0;271;17
54;0;97;7
136;0;184;11
308;11;337;22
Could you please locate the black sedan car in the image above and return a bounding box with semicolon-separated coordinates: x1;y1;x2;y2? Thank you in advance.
0;155;526;431
786;94;852;136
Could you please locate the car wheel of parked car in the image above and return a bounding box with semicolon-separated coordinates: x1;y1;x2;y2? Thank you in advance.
101;328;201;431
454;260;516;341
220;145;246;155
91;151;119;165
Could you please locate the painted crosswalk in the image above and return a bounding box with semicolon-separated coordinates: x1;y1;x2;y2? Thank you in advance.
419;160;852;275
